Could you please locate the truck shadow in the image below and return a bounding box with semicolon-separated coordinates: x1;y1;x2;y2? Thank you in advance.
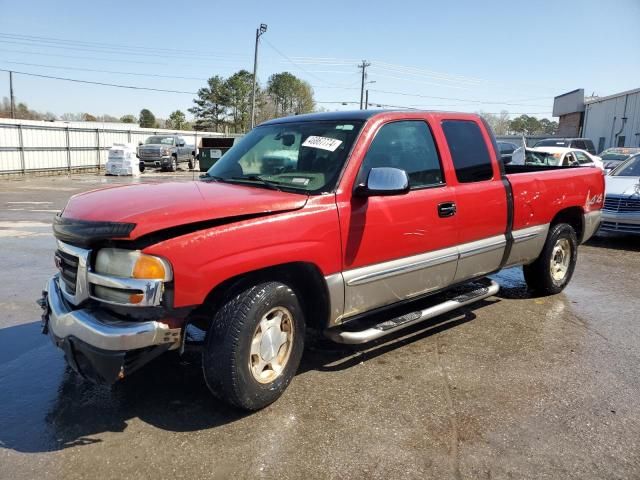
0;299;495;454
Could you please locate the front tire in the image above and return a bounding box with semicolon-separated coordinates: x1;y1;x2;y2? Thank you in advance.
523;223;577;295
202;281;305;410
170;156;178;172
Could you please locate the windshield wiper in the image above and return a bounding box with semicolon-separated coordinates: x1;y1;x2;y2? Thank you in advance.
199;173;225;182
227;175;283;191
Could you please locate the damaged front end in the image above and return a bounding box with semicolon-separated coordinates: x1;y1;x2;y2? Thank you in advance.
39;276;182;384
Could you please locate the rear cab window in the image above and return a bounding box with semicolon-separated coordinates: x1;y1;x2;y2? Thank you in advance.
441;120;494;183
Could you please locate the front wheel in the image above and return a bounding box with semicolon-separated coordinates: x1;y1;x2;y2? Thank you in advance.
169;156;178;172
202;281;305;410
523;223;578;295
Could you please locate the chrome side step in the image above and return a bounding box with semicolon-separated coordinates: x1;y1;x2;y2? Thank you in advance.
324;280;500;345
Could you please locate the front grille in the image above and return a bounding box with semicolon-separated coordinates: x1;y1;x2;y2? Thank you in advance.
56;249;79;294
603;195;640;213
138;150;161;160
600;221;640;234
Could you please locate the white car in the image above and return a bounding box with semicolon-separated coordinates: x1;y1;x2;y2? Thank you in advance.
600;154;640;235
511;146;604;171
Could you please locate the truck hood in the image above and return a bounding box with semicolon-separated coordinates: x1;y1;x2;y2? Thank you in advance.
61;181;308;239
605;176;640;196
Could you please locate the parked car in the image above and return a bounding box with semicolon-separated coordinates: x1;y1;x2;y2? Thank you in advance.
137;135;195;172
533;137;596;155
40;110;603;410
497;141;519;163
598;147;640;174
599;154;640;235
511;146;604;170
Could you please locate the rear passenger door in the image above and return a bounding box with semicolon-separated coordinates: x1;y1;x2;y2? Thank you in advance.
440;119;508;282
338;120;459;319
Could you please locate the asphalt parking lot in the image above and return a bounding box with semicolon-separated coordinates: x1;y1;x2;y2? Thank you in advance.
0;171;639;480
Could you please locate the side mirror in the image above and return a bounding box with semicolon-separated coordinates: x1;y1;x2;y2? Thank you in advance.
138;141;143;146
178;142;185;147
355;167;410;197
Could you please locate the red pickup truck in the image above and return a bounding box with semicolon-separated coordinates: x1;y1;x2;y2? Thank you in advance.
40;110;603;410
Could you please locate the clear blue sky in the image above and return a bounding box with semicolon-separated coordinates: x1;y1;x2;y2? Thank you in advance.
0;0;638;121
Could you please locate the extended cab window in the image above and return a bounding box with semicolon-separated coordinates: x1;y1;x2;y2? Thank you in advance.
442;120;493;183
358;121;443;188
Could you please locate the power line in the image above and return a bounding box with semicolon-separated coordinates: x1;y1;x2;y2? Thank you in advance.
369;88;551;107
0;48;166;65
0;32;247;59
0;61;208;81
0;69;198;94
261;38;356;88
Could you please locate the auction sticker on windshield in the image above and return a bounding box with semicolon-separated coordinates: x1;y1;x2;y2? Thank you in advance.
302;136;343;152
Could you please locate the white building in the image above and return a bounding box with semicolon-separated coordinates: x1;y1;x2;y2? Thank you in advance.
553;88;640;152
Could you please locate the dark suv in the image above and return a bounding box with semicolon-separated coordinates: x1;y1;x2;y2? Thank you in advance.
533;138;596;155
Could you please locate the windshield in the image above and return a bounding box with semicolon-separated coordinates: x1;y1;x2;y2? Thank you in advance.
145;136;174;145
601;149;640;161
525;150;561;166
534;139;569;148
206;120;364;193
611;156;640;177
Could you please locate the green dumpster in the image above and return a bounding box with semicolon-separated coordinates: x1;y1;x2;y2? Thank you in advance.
198;137;239;172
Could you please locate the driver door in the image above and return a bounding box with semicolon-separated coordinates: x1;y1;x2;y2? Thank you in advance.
337;120;459;319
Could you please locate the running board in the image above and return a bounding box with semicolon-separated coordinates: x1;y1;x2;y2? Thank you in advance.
324;280;500;345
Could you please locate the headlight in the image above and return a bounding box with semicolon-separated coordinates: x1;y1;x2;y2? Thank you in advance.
95;248;172;281
161;147;172;155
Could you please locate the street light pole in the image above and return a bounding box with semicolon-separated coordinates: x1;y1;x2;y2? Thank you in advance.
250;24;268;130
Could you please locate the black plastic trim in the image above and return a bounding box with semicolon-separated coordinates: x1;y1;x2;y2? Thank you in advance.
53;216;135;246
479;117;514;269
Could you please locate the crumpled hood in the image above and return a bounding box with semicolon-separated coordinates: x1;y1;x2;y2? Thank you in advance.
605;176;640;196
61;181;308;239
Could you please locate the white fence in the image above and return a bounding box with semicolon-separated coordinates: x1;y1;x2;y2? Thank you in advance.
0;118;223;174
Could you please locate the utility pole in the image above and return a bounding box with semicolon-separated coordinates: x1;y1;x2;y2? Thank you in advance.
364;81;376;110
358;60;371;110
250;23;268;130
9;71;15;119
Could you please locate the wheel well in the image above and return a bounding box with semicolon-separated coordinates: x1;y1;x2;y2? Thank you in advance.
551;207;584;242
194;262;330;331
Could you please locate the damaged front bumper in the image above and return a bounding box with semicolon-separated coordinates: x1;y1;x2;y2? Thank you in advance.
39;275;181;383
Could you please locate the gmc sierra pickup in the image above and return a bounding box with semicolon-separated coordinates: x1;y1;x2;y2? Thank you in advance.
40;110;604;410
137;135;195;172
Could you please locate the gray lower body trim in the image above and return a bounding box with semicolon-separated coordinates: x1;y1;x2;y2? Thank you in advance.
454;235;506;282
325;225;550;327
504;224;550;267
582;210;602;243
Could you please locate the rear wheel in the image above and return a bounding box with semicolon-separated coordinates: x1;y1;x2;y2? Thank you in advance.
523;223;577;295
188;156;195;170
202;281;305;410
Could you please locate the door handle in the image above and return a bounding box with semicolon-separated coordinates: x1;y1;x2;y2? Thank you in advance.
438;202;457;218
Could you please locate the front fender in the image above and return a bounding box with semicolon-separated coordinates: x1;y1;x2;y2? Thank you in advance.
142;196;342;307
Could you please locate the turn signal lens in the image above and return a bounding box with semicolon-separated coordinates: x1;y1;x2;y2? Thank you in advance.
133;255;167;280
128;293;144;304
